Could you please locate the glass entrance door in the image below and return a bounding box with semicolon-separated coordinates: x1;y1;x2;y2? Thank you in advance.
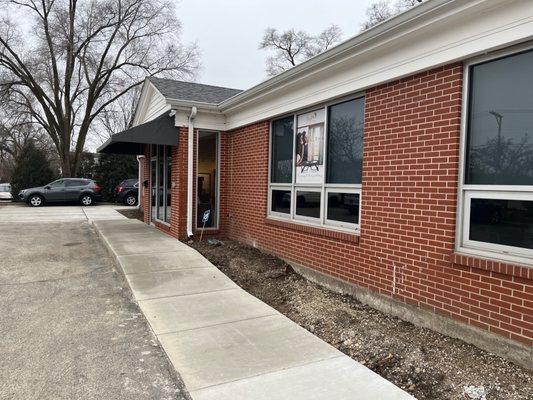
150;145;172;224
150;156;157;222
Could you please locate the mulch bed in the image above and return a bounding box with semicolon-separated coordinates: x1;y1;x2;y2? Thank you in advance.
191;239;532;400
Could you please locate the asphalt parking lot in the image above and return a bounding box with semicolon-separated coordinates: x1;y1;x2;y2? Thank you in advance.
0;205;189;400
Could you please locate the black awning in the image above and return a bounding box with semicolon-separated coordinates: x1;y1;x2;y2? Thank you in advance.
97;111;178;154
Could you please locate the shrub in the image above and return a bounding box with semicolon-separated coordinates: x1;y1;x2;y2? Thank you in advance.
10;141;56;197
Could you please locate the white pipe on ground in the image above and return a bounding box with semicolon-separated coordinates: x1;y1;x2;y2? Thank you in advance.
187;106;197;238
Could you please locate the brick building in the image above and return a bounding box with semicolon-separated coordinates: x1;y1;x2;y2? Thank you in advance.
99;0;533;367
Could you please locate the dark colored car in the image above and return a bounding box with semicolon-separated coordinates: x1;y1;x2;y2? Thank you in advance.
18;178;103;207
115;179;139;206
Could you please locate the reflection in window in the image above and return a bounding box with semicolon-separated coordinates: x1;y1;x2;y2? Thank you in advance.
157;146;165;221
469;198;533;249
327;192;359;224
271;117;294;183
271;190;291;214
151;158;156;221
197;132;218;229
49;180;65;188
327;99;365;184
166;148;172;223
295;191;321;219
466;50;533;185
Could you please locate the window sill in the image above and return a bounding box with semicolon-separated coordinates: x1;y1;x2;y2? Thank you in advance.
451;251;532;279
265;217;360;244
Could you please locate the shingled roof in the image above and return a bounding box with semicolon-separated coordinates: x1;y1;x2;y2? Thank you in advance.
148;77;242;105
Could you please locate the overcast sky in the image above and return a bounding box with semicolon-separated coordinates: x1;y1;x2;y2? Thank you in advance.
175;0;374;89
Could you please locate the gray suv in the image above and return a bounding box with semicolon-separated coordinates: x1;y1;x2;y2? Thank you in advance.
18;178;103;207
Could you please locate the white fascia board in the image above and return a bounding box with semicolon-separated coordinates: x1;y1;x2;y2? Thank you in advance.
222;0;533;130
132;80;171;126
173;107;227;132
167;98;220;112
131;80;152;126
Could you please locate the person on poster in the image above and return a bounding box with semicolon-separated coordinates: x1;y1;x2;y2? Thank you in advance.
296;130;309;167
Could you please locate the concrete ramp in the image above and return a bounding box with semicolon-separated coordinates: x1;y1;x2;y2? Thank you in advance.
93;219;415;400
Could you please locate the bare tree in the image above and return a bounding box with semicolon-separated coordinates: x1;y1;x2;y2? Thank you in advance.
259;24;342;77
0;0;200;176
361;0;424;31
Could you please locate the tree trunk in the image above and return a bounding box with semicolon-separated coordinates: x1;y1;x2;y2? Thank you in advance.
61;149;72;178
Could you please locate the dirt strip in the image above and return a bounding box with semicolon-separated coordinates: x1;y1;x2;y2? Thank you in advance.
191;239;532;400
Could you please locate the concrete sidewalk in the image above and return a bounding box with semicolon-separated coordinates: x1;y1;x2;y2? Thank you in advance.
93;219;415;400
0;203;128;223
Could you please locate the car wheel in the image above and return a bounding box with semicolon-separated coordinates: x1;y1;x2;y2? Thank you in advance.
28;194;44;207
80;194;94;206
124;194;137;206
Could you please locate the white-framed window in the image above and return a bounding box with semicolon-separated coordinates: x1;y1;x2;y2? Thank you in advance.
457;44;533;264
268;95;365;233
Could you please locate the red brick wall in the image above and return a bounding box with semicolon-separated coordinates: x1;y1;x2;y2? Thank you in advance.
165;127;189;240
221;63;533;347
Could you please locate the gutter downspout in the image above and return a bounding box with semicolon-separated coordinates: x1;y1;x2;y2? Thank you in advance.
187;106;197;238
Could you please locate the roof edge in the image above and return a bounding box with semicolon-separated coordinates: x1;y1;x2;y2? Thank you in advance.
218;0;459;110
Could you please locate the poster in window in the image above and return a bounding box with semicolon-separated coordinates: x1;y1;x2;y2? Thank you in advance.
296;109;325;184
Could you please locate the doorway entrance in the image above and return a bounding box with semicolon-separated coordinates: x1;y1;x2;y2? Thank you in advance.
196;131;219;229
150;145;172;224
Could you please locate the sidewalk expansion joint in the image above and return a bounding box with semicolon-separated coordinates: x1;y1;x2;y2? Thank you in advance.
155;312;281;336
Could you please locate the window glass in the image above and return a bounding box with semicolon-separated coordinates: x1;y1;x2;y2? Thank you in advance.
66;180;85;187
271;190;291;214
469;198;533;249
166;147;172;223
466;50;533;185
150;159;157;221
197;132;218;228
296;109;325;184
327;192;359;224
271;117;294;183
327;98;364;184
268;97;364;231
157;145;165;220
295;191;321;219
48;180;65;188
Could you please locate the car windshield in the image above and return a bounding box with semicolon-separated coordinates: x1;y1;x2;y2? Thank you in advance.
0;184;10;192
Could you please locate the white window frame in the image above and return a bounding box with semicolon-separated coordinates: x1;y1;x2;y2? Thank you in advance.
268;185;292;218
456;42;533;265
267;94;364;233
294;187;323;223
324;187;362;230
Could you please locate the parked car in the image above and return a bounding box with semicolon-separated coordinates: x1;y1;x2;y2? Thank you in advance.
18;178;103;207
0;183;13;201
115;179;139;206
